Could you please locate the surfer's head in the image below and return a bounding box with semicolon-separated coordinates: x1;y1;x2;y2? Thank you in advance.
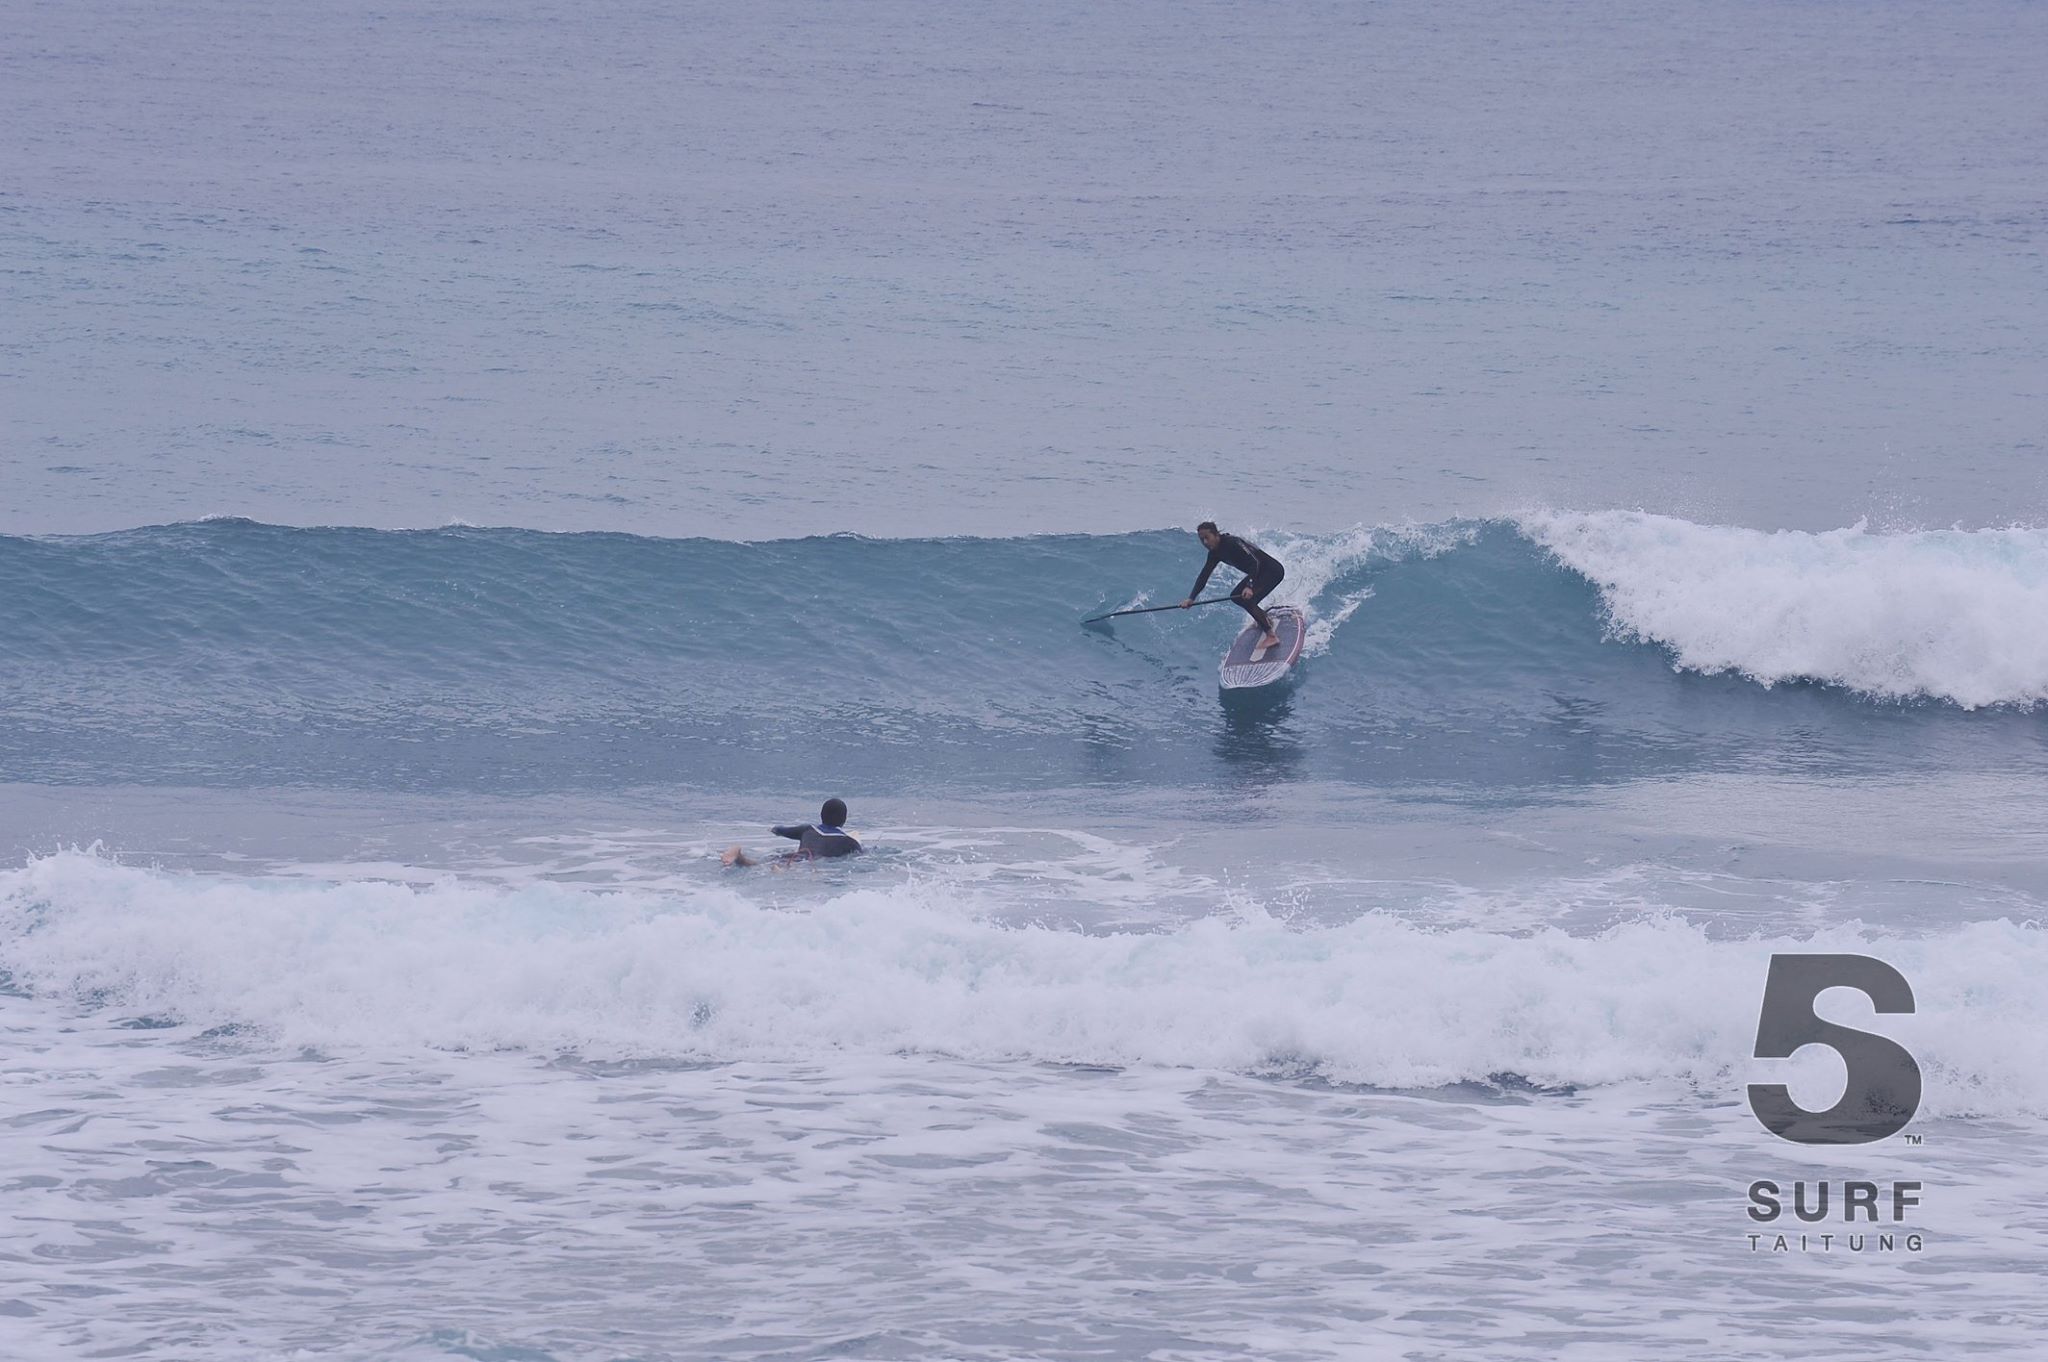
820;797;848;828
1196;521;1220;548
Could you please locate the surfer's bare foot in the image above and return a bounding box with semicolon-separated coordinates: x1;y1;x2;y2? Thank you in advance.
722;846;754;868
1260;632;1280;650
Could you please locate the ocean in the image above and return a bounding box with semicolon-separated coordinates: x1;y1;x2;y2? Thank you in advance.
4;2;2046;1359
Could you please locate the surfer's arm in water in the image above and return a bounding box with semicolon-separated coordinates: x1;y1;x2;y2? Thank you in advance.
723;825;811;869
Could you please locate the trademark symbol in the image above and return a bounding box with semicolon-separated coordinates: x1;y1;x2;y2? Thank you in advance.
1903;1134;1923;1146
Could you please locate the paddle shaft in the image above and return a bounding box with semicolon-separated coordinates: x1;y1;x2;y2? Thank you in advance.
1082;596;1234;624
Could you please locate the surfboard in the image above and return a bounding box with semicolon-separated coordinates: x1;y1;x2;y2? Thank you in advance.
1219;604;1306;689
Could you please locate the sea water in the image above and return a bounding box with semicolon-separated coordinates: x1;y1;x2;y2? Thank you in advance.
4;2;2046;1359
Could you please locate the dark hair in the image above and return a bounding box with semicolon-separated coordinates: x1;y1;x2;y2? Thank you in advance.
821;797;848;827
1196;521;1218;535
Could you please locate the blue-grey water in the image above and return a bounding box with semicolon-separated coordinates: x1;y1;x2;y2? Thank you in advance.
3;2;2046;1360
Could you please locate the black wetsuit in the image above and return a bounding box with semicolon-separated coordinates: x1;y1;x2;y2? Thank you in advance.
770;822;863;859
1191;534;1285;634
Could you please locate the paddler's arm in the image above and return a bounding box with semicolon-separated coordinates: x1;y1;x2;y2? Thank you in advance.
1184;548;1223;605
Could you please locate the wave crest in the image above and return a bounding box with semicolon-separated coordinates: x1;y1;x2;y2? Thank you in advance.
1523;510;2048;707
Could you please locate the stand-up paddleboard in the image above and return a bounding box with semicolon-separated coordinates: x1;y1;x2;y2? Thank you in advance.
1219;604;1306;689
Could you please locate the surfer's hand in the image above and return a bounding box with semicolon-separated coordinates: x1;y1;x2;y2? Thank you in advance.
1237;586;1252;601
1178;598;1193;609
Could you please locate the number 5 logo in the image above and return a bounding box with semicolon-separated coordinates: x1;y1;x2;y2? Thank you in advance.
1747;954;1921;1145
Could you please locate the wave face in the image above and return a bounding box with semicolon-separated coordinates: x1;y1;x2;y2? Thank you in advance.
3;852;2040;1118
2;513;2043;793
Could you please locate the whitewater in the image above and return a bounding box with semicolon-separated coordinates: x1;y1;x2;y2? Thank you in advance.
5;829;2045;1360
6;850;2048;1112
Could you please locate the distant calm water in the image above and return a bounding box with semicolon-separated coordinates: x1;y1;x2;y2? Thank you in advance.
3;2;2045;1359
5;0;2046;539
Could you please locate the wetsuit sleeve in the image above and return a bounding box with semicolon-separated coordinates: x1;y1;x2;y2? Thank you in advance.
771;824;807;842
1190;548;1222;598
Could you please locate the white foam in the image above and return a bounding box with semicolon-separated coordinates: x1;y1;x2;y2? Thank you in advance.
1522;510;2048;707
4;851;2041;1117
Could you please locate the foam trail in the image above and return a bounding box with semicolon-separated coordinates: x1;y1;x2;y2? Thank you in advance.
3;852;2042;1117
1252;521;1470;656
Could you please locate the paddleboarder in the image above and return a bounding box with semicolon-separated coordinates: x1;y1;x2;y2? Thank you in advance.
1181;522;1285;652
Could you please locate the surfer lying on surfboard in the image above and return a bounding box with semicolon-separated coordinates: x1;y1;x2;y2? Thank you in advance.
723;797;863;868
1180;522;1286;654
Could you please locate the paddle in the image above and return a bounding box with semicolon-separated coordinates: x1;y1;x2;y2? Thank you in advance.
1081;596;1233;625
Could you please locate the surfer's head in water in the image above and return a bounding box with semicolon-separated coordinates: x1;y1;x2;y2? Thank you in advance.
820;797;848;829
